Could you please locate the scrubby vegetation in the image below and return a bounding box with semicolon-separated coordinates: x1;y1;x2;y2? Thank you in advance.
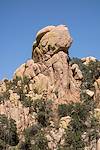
0;57;99;149
18;126;49;150
57;58;100;149
0;76;33;107
33;98;52;127
58;99;100;149
70;57;100;90
0;114;19;149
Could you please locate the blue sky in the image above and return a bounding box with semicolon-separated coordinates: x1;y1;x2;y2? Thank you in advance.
0;0;100;79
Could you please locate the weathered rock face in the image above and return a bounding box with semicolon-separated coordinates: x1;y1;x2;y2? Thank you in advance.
0;25;100;150
0;99;35;136
81;56;96;65
94;78;100;104
32;25;72;62
0;25;82;143
14;25;81;104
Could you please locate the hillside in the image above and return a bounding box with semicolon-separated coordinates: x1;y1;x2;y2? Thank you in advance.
0;25;100;150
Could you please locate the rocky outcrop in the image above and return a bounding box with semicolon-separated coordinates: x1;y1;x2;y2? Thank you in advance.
32;25;72;62
0;25;82;144
0;99;35;135
0;25;99;150
81;56;96;65
14;25;81;105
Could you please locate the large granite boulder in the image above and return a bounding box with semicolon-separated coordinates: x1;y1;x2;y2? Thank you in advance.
32;25;72;62
14;25;81;104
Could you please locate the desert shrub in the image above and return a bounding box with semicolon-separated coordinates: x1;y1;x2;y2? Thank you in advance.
67;58;100;148
24;124;41;140
33;99;52;127
4;79;12;90
86;115;100;144
58;102;89;121
0;77;21;104
32;130;49;150
0;91;10;104
19;125;49;150
0;80;10;103
20;93;33;107
0;94;4;104
12;76;21;84
58;100;100;149
0;139;6;150
8;76;32;107
70;58;100;90
22;76;30;85
58;103;74;117
80;92;96;112
64;127;85;150
19;141;31;150
60;103;87;149
0;114;19;147
0;76;32;107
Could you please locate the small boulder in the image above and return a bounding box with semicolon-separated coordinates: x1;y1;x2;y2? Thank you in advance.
59;116;71;129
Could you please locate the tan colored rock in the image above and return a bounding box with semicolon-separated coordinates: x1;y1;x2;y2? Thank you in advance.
31;73;49;94
94;78;100;103
71;63;83;80
97;138;100;150
85;89;94;97
81;56;96;65
14;63;25;78
13;25;80;104
32;25;72;62
94;108;100;121
0;25;81;139
59;116;71;129
9;92;20;106
0;99;36;135
36;25;55;42
47;127;65;149
0;25;99;149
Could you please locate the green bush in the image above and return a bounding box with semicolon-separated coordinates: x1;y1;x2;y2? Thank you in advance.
64;128;85;150
19;125;49;150
20;93;33;107
7;76;32;107
70;58;100;90
0;114;19;147
0;91;10;104
58;100;100;149
33;99;52;127
0;89;10;104
58;103;74;117
61;103;87;149
58;102;89;121
32;130;49;150
19;141;31;150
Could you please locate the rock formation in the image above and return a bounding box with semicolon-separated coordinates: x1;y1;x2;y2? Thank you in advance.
14;25;81;105
0;25;100;150
81;56;97;65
